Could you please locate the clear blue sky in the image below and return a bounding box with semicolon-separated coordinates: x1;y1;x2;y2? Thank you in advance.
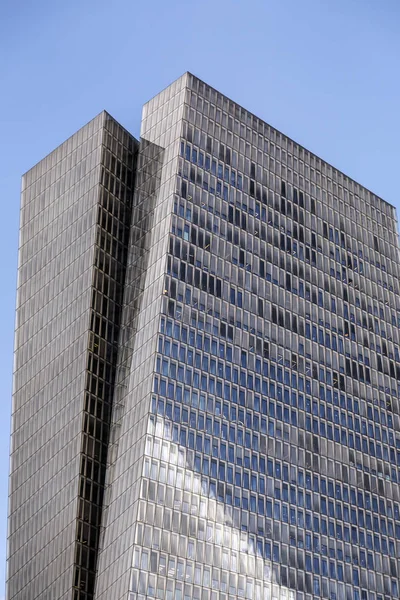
1;0;399;594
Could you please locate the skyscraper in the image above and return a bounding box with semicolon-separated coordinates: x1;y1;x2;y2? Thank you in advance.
7;72;400;600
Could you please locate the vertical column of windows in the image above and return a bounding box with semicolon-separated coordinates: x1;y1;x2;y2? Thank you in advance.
73;125;137;600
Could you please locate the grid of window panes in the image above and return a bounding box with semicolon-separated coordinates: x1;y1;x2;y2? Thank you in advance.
95;77;188;600
8;113;108;600
134;75;400;600
73;116;137;600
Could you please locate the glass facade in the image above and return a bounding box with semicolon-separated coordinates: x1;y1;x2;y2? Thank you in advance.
8;112;137;600
7;73;400;600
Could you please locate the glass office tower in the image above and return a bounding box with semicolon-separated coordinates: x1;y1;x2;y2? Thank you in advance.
7;73;400;600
